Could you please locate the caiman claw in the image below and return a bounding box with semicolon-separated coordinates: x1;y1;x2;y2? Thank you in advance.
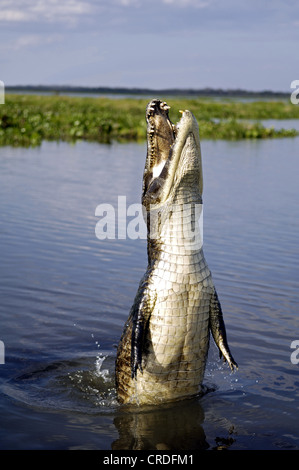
210;289;238;373
219;347;238;371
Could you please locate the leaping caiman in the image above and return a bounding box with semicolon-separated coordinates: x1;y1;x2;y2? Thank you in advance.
115;99;237;405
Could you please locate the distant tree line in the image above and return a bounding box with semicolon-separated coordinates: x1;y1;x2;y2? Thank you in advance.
5;85;289;99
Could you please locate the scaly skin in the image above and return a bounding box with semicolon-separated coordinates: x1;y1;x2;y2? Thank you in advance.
115;100;237;405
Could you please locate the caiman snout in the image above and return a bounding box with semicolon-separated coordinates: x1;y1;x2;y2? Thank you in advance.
143;99;203;208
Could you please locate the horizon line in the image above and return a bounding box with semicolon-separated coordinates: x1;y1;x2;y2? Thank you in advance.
5;84;290;97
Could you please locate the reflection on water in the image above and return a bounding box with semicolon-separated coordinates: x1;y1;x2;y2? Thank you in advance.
112;398;209;451
0;135;299;450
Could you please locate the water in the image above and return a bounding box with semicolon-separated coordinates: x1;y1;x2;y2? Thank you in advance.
0;133;299;450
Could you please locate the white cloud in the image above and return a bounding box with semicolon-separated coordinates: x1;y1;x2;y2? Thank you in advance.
0;9;31;22
110;0;210;5
0;0;93;23
13;34;63;49
31;0;92;19
0;32;63;53
0;0;212;23
162;0;210;6
116;0;140;5
14;34;46;48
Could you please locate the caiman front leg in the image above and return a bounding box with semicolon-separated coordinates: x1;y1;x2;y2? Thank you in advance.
209;290;238;371
131;280;157;379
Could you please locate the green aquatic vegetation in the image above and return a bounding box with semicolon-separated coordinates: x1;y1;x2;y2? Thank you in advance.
195;118;298;140
0;94;298;147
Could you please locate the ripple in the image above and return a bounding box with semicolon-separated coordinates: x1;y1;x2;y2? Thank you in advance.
0;354;119;414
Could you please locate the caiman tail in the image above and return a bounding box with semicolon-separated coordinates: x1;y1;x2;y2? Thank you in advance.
115;99;237;405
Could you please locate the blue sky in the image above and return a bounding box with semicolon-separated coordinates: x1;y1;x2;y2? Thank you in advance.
0;0;298;91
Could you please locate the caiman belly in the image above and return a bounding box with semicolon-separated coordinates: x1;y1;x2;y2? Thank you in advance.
116;258;213;405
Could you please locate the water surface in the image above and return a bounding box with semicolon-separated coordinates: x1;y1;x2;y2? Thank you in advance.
0;135;299;450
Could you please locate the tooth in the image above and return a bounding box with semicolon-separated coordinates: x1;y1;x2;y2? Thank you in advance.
147;106;155;115
160;101;170;111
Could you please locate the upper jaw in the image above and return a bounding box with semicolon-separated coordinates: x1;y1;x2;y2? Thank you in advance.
145;99;176;168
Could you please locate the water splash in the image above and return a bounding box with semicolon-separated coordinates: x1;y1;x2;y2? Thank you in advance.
1;353;118;413
95;354;110;383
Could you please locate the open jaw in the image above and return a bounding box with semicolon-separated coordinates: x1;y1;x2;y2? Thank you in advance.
142;99;203;208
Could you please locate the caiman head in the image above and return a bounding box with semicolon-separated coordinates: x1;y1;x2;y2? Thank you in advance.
142;99;203;210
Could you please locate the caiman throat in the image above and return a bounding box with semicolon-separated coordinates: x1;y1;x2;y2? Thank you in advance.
115;99;237;405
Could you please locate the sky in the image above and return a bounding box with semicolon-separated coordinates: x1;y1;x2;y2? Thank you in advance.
0;0;298;92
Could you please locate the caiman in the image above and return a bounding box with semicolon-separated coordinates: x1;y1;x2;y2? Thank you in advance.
115;99;237;405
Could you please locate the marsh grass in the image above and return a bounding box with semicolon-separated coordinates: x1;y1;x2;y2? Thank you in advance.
0;94;298;147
